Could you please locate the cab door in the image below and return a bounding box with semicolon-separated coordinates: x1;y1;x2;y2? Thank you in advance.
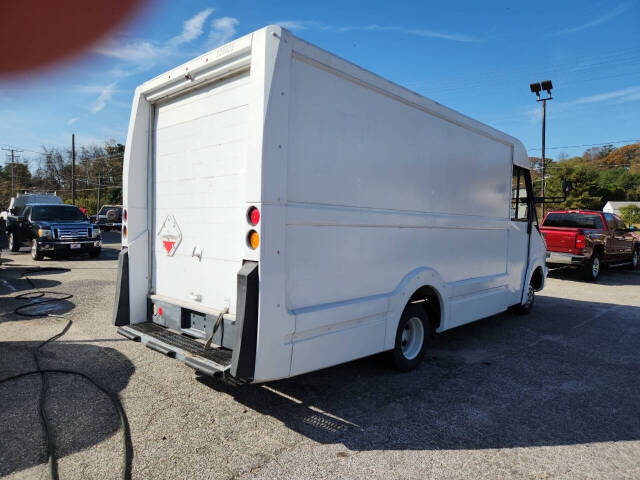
506;166;534;305
15;206;32;244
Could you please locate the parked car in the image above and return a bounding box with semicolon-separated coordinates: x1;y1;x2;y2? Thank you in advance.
6;204;102;260
90;205;123;231
541;210;639;280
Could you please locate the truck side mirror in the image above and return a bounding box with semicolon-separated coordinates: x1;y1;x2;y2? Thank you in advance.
10;208;17;215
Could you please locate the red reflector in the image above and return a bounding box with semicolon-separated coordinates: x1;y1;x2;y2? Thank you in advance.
575;233;586;249
123;209;128;221
163;240;175;254
248;206;260;225
158;307;163;316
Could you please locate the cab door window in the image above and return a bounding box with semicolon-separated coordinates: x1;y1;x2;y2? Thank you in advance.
603;213;616;231
614;215;626;231
511;167;530;222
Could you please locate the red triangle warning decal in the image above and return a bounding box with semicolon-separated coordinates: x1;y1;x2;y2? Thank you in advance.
157;215;182;257
163;240;176;254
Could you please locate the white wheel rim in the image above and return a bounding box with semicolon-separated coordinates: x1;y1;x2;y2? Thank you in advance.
401;317;424;360
525;285;535;307
592;257;600;277
633;250;638;268
32;240;37;256
9;234;13;249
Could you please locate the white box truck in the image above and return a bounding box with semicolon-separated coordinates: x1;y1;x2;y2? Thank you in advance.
114;25;547;383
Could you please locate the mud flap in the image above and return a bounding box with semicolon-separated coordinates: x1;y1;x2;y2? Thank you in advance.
113;247;130;326
231;261;259;380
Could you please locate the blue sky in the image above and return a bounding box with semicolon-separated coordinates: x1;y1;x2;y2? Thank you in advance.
1;0;639;168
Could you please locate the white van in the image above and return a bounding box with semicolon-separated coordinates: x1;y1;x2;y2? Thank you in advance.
114;26;547;383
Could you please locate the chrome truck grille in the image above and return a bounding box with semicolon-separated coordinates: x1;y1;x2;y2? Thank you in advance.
55;227;90;239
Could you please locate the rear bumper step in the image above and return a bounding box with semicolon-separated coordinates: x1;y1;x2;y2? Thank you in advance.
117;322;232;375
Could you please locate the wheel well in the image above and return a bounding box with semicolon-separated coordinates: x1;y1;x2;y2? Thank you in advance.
408;286;442;330
531;266;544;291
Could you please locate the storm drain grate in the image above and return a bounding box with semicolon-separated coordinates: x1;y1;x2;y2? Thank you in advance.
126;322;232;366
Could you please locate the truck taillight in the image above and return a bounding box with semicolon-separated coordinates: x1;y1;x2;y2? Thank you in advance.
247;206;260;225
575;233;585;250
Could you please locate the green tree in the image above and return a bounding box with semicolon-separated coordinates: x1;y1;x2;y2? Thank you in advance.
619;204;640;226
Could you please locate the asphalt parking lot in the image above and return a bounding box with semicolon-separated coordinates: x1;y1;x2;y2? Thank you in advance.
1;232;639;480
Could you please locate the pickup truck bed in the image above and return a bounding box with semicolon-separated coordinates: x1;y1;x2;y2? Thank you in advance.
540;210;639;280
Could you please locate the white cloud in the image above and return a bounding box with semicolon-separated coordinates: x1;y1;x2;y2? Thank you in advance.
89;83;117;113
274;20;330;31
273;20;482;42
356;24;482;42
95;40;161;62
573;86;640;105
67;117;79;125
169;8;214;46
95;8;218;63
556;3;631;35
209;17;240;47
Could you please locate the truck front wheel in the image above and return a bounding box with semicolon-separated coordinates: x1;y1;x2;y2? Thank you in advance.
627;247;639;270
514;282;535;315
31;239;44;260
390;304;430;372
582;252;601;281
8;232;19;252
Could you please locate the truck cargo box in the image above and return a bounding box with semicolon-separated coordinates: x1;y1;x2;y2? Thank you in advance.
115;26;547;383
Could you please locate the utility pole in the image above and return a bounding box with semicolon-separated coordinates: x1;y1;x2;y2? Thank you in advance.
529;80;553;216
2;147;23;197
97;168;102;212
71;133;76;205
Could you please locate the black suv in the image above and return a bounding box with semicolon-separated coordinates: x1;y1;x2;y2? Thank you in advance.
6;204;102;260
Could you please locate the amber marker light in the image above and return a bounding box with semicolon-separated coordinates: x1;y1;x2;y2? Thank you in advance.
248;230;260;249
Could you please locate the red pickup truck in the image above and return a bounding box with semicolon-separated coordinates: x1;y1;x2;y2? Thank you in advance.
540;210;639;281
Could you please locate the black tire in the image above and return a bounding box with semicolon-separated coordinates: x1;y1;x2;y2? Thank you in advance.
88;247;101;258
581;252;601;281
626;247;639;270
31;239;44;261
390;303;430;372
8;232;19;252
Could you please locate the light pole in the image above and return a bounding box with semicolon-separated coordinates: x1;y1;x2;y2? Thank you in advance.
530;80;553;216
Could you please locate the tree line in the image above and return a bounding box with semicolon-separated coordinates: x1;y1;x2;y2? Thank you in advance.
530;141;640;217
0;140;123;215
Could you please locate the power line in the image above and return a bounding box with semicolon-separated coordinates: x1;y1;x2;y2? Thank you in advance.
528;139;640;152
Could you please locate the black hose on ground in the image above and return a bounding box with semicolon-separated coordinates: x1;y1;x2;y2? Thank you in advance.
0;267;133;480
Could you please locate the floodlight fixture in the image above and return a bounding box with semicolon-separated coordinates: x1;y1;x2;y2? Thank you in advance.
528;79;554;215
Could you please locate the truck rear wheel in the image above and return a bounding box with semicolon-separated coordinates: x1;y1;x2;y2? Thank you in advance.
582;252;601;281
390;304;430;372
8;232;19;252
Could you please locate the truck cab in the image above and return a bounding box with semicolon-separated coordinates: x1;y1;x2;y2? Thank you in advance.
7;204;102;260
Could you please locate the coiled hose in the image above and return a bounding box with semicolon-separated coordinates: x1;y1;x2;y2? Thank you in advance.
0;267;133;480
